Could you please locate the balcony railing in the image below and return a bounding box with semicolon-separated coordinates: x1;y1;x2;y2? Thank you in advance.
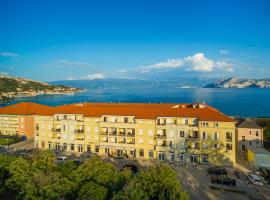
52;128;61;132
127;133;135;137
74;129;84;133
156;134;167;139
226;137;232;142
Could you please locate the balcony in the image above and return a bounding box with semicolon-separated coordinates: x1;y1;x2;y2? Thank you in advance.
226;137;232;142
74;129;84;133
156;134;166;139
109;131;117;136
126;133;135;137
186;135;199;140
52;128;61;133
100;132;108;135
118;132;126;137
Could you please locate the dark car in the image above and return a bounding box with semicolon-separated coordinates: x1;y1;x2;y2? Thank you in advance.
259;167;270;178
234;170;241;179
207;166;227;176
211;175;236;186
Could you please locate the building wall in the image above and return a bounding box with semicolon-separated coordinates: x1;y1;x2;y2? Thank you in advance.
237;128;263;152
0;115;19;136
34;114;236;166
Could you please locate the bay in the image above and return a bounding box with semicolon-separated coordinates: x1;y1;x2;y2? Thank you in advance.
1;88;270;117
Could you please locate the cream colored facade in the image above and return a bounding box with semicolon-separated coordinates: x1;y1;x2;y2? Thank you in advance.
0;115;19;136
34;113;236;166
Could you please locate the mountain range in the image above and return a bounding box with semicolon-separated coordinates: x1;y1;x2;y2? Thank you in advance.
204;77;270;88
51;77;270;89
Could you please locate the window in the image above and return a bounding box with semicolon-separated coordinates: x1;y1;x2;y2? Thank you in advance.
179;154;185;163
249;141;252;146
158;152;165;161
180;131;185;137
148;130;153;136
130;150;134;156
139;139;144;144
105;148;109;154
194;142;199;149
70;144;75;151
184;119;188;125
202;155;209;163
250;131;251;135
95;146;99;153
64;115;67;120
149;150;154;158
256;131;259;137
202;132;207;139
241;144;246;151
124;117;129;123
213;143;219;149
148;140;153;145
41;141;45;149
139;149;144;157
78;145;83;152
56;143;60;150
103;117;108;122
87;145;91;152
226;143;232;150
35;123;39;130
169;141;173;148
242;136;245;141
63;143;67;150
139;129;143;135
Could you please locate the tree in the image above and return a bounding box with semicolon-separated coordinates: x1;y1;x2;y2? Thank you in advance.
113;165;190;200
0;155;15;196
264;121;270;141
7;150;75;200
72;156;132;199
77;181;108;200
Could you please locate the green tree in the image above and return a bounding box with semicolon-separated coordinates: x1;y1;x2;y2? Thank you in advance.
113;165;190;200
264;121;270;141
77;181;108;200
7;150;75;200
0;155;15;196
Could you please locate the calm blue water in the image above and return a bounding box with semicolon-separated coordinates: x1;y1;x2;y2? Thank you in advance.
1;88;270;117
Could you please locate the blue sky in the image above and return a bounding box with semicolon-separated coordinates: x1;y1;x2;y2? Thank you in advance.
0;0;270;81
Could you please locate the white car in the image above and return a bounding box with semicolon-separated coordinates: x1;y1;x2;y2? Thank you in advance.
56;156;68;163
247;174;263;186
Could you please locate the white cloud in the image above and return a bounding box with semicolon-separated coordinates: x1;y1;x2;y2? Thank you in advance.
83;73;105;80
54;59;94;68
184;53;215;71
138;53;233;73
67;76;76;80
219;49;230;55
0;52;19;58
117;69;127;74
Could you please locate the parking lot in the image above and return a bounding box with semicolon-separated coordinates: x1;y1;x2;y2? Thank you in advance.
170;164;270;200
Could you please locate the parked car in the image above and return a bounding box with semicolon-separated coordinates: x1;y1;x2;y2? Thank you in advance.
234;170;241;179
211;175;236;186
56;156;68;164
247;174;263;186
207;166;227;176
258;167;270;178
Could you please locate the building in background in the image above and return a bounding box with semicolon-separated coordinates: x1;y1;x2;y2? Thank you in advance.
1;102;236;166
237;119;264;152
247;146;270;168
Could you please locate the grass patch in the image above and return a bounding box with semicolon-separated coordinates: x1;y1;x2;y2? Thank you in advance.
0;137;22;146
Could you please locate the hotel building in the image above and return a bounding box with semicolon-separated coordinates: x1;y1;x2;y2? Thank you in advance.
0;102;236;166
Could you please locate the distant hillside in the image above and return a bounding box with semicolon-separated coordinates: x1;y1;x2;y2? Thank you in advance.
50;78;212;90
0;75;82;103
204;77;270;88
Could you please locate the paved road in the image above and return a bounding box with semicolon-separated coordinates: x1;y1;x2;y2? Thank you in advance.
8;139;34;152
170;164;270;200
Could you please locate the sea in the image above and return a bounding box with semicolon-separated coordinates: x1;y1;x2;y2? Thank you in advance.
1;88;270;117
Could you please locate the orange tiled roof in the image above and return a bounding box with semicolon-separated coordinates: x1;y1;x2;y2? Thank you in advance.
0;102;235;122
